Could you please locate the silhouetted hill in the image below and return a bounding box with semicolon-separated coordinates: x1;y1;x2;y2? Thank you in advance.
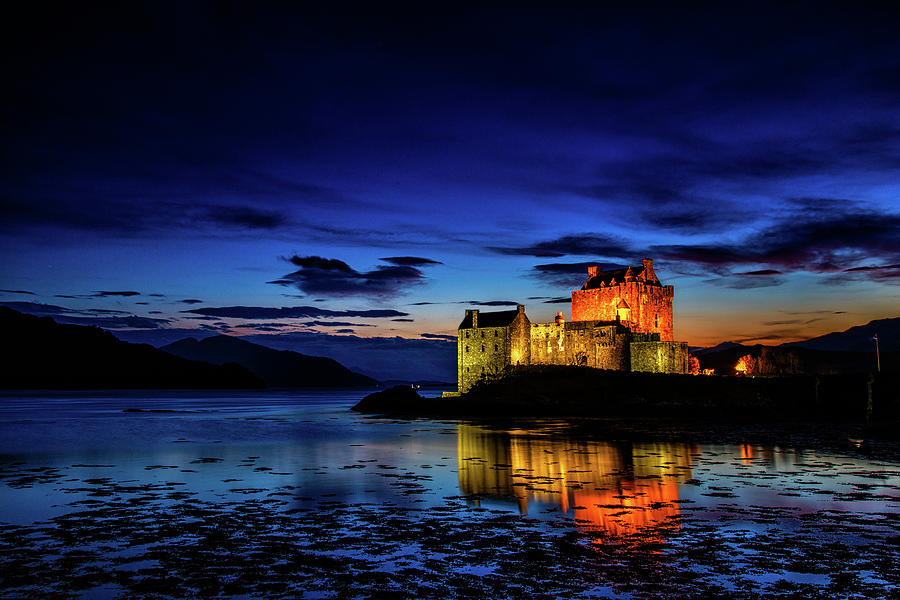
161;335;378;387
0;307;264;389
691;341;743;357
780;318;900;352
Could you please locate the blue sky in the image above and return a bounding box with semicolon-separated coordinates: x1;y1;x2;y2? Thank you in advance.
2;2;899;366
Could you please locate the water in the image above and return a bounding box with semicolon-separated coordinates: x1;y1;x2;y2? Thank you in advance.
1;390;899;598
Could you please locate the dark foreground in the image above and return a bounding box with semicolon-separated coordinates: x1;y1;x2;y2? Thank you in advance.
355;367;900;426
2;391;899;599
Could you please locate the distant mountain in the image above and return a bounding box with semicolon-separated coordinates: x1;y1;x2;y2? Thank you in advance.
691;341;744;357
0;307;264;389
780;318;900;352
161;335;378;387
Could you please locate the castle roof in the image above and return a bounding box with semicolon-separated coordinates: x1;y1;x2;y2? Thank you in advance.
582;264;660;289
458;309;520;329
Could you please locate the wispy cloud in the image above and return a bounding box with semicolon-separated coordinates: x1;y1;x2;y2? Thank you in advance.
183;305;409;319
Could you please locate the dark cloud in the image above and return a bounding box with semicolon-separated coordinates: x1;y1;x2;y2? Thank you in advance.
529;262;608;287
409;300;518;307
208;206;285;230
0;194;294;237
183;306;409;319
1;301;78;315
180;299;203;304
841;264;900;283
420;333;457;341
86;308;129;314
335;329;355;334
94;291;140;297
469;300;518;307
0;289;35;295
302;321;374;328
649;208;900;283
379;256;443;266
736;269;783;276
269;256;429;298
85;315;170;329
489;235;629;258
391;318;414;322
1;301;172;329
544;297;572;304
231;322;293;330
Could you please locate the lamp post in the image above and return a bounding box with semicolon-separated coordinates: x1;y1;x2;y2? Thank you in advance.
873;333;880;373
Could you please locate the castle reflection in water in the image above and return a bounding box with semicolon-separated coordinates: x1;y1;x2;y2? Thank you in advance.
457;424;699;539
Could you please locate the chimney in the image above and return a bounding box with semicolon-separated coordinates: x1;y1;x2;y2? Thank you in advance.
587;266;600;278
517;304;525;314
555;311;565;324
641;258;656;281
466;309;479;328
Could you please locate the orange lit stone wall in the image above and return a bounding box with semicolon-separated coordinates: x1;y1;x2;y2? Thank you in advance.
571;282;674;341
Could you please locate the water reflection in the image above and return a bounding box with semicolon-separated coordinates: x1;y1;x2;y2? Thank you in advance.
457;424;698;538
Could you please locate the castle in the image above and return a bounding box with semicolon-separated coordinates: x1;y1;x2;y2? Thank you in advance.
456;259;688;392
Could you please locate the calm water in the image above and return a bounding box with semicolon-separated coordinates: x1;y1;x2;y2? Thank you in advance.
1;390;898;598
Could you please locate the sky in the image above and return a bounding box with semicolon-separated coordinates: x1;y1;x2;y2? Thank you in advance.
2;2;899;375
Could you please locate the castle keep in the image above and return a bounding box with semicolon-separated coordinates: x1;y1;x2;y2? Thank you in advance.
457;259;688;392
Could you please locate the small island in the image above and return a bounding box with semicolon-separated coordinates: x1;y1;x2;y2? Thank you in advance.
355;261;898;425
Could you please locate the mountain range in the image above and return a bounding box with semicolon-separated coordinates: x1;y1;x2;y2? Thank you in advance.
161;335;377;388
779;317;899;352
693;318;898;375
0;306;264;389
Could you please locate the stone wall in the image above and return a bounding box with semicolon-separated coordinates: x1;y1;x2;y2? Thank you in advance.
571;282;674;341
530;321;630;371
458;325;511;393
629;341;688;374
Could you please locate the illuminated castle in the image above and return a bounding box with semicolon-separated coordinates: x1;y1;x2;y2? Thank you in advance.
457;258;687;392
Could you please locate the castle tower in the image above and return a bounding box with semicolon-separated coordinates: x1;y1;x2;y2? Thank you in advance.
570;258;674;341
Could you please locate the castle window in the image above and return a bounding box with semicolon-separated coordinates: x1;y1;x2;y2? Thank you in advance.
495;330;499;337
481;344;485;352
466;331;470;338
465;345;469;352
494;344;498;351
481;331;484;338
465;367;469;372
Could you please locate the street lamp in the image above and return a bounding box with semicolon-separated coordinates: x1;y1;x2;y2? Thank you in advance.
873;333;881;373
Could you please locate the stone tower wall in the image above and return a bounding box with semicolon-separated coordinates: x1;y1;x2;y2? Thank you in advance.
571;282;674;341
458;325;512;393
